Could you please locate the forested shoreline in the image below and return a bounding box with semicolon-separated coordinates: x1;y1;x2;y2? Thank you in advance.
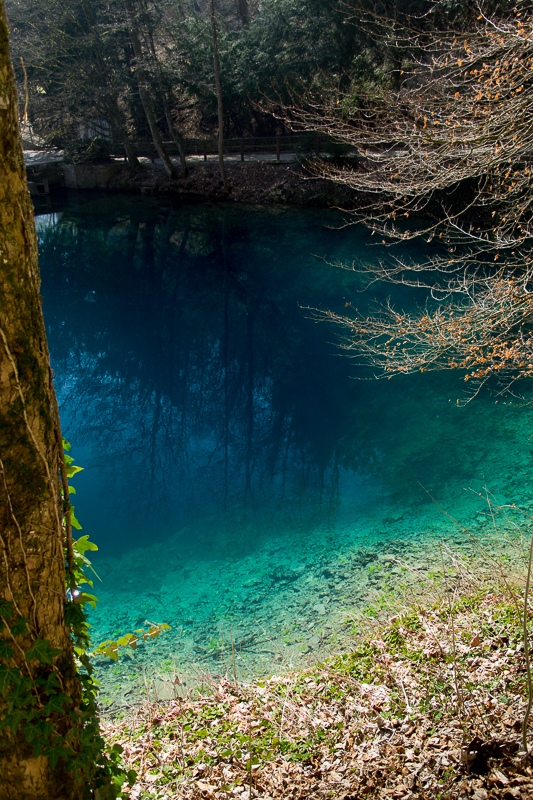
5;0;428;146
6;0;478;172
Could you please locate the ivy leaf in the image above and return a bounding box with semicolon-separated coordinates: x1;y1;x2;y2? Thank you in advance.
0;600;13;623
44;744;64;770
21;716;47;744
70;506;82;530
66;465;84;479
126;769;137;786
43;694;70;715
32;738;45;758
0;706;27;733
78;593;98;609
31;724;58;757
62;438;71;452
64;602;86;628
0;641;13;660
0;665;20;695
25;639;61;665
45;672;61;693
24;724;40;743
10;617;28;637
73;535;98;556
76;573;94;588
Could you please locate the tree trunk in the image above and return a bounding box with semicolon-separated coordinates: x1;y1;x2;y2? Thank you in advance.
164;107;188;176
124;0;177;180
210;0;229;192
237;0;249;25
107;100;141;172
118;123;141;171
0;3;83;798
138;0;188;176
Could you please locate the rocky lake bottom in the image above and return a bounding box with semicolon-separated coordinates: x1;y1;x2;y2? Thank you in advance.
89;494;532;715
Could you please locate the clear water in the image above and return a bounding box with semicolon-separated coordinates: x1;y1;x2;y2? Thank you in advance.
35;193;533;708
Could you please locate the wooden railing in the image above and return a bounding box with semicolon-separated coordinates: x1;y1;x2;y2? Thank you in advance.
107;134;325;161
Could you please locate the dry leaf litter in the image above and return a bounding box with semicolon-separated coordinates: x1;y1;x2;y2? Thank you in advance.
102;578;533;800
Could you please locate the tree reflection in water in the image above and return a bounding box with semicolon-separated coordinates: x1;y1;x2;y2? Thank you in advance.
37;196;502;564
38;199;371;557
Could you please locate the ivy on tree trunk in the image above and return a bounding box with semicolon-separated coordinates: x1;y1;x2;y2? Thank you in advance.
0;3;84;797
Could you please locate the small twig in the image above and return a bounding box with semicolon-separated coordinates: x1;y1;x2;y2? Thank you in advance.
398;675;412;713
230;627;237;683
19;56;28;133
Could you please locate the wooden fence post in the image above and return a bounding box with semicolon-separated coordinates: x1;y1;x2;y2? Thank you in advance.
276;136;280;161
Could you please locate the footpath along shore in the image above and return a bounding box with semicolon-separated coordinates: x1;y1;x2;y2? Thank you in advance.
24;148;366;207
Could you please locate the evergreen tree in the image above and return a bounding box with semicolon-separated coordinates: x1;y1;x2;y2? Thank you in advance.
7;0;141;168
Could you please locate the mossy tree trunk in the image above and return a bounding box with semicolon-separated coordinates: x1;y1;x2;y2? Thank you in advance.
0;3;83;798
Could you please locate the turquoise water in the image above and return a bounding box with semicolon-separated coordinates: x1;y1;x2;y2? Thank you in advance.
35;194;533;709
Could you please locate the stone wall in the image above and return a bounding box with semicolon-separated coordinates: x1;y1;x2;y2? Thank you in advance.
61;163;123;190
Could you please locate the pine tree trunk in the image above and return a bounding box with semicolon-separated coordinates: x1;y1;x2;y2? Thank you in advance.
138;2;188;176
0;4;83;798
164;108;188;176
124;0;177;180
107;100;141;171
120;125;141;171
237;0;249;25
210;0;229;192
107;96;141;171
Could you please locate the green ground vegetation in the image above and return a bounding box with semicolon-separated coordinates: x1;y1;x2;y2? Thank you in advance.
100;547;533;799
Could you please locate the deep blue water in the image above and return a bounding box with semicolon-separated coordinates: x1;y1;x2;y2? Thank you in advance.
34;193;533;702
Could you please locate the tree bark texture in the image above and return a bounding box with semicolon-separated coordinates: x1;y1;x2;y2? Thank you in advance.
0;3;83;798
210;0;229;192
237;0;249;26
124;0;177;180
